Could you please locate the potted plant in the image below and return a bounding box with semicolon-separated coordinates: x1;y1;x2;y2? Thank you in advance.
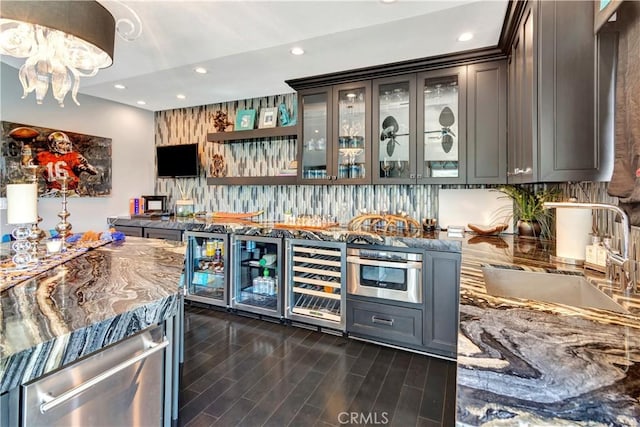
497;185;560;238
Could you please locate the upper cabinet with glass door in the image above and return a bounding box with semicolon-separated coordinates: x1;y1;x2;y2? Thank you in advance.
372;76;416;184
297;82;371;184
332;82;371;184
298;87;333;183
417;67;467;184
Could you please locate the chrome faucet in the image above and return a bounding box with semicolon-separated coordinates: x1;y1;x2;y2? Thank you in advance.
543;201;634;292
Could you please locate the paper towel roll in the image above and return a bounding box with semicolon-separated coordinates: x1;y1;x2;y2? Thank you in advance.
7;183;37;225
556;207;592;261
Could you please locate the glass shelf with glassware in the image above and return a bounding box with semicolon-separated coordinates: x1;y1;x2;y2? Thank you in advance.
231;235;284;317
185;231;229;307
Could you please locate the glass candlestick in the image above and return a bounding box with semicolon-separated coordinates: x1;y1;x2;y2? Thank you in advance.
11;225;33;269
55;176;73;251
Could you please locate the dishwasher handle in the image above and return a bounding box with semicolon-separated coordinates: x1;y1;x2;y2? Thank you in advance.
346;256;422;270
40;338;169;414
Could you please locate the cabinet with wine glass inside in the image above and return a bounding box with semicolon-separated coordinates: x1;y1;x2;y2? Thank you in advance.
297;81;372;184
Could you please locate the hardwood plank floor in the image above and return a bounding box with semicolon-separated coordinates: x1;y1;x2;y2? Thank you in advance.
179;305;457;427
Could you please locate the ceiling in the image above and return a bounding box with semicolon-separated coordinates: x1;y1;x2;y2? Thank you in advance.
3;0;510;112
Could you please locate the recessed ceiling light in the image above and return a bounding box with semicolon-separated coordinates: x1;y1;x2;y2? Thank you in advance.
458;32;474;42
381;0;397;3
114;84;126;90
290;47;305;56
194;67;207;74
176;94;186;100
137;100;146;105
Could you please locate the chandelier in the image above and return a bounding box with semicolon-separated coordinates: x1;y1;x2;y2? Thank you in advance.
0;1;116;107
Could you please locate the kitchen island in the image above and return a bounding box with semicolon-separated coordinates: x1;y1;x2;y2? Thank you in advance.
458;235;640;426
0;237;185;426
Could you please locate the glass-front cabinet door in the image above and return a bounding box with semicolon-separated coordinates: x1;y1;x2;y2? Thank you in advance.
231;235;283;318
332;82;371;184
298;87;332;183
372;75;416;184
185;231;229;307
417;66;467;184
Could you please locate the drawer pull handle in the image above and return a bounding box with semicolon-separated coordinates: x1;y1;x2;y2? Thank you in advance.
371;316;394;326
39;338;169;414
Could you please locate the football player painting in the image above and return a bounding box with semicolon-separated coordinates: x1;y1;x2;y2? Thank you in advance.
35;131;98;196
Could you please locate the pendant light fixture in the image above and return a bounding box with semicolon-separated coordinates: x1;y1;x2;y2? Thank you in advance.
0;1;116;107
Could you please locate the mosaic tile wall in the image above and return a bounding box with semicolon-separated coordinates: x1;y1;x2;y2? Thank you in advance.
154;94;617;227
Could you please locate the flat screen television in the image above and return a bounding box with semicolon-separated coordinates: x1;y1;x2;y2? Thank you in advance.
156;143;199;178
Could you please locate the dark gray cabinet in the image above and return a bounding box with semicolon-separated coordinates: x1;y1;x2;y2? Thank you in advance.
346;248;460;359
467;60;508;184
371;62;506;185
423;251;460;359
114;225;182;241
347;299;423;347
297;82;372;184
508;0;601;183
144;228;183;241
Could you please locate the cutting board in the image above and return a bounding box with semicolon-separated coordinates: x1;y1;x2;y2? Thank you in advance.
438;189;513;233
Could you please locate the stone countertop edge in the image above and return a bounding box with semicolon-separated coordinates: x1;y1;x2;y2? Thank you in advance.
111;217;463;253
0;238;184;394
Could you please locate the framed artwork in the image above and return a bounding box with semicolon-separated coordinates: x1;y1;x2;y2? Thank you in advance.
0;121;112;197
235;109;256;131
258;107;278;129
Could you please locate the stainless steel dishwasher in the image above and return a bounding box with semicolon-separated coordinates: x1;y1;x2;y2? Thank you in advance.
22;325;168;427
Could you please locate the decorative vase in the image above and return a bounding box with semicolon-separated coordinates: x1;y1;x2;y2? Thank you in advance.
517;220;542;239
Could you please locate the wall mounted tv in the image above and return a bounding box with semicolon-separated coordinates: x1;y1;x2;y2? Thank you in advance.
156;143;199;178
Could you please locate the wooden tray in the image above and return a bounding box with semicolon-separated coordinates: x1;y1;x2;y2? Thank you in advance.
212;210;264;219
273;223;339;231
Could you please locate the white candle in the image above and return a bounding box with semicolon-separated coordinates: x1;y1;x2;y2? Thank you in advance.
7;183;38;224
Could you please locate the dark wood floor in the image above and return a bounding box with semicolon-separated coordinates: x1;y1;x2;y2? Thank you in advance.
178;305;457;427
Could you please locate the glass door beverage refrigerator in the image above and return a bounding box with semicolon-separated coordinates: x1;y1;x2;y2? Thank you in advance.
231;235;284;319
286;239;346;331
184;231;229;308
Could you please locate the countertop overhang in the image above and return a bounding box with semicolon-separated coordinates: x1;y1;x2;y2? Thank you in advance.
0;237;185;393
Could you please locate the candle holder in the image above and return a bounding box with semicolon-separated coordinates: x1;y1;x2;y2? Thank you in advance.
22;165;45;261
55;176;73;251
11;225;33;269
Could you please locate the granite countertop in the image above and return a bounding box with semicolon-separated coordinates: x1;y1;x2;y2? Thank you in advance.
457;235;640;426
0;237;185;393
112;216;462;253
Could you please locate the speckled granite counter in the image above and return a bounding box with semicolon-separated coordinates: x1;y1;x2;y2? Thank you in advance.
457;235;640;426
0;237;185;393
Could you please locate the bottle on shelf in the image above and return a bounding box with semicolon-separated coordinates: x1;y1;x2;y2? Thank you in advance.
205;239;216;257
214;241;222;263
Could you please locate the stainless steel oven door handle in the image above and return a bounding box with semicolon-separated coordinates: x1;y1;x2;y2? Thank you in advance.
371;316;394;326
39;338;169;414
346;256;422;270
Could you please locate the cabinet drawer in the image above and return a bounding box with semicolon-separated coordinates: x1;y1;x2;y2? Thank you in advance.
144;228;182;241
347;299;422;347
114;225;143;237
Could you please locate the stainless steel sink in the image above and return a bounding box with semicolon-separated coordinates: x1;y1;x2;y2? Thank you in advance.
481;267;629;314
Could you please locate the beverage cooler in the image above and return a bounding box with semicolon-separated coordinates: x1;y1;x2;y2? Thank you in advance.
286;239;346;331
185;231;229;307
231;235;284;318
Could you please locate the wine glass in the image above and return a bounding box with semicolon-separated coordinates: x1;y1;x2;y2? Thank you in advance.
381;158;394;178
395;160;407;177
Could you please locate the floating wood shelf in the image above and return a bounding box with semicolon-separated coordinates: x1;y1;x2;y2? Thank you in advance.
206;176;298;185
207;127;297;143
